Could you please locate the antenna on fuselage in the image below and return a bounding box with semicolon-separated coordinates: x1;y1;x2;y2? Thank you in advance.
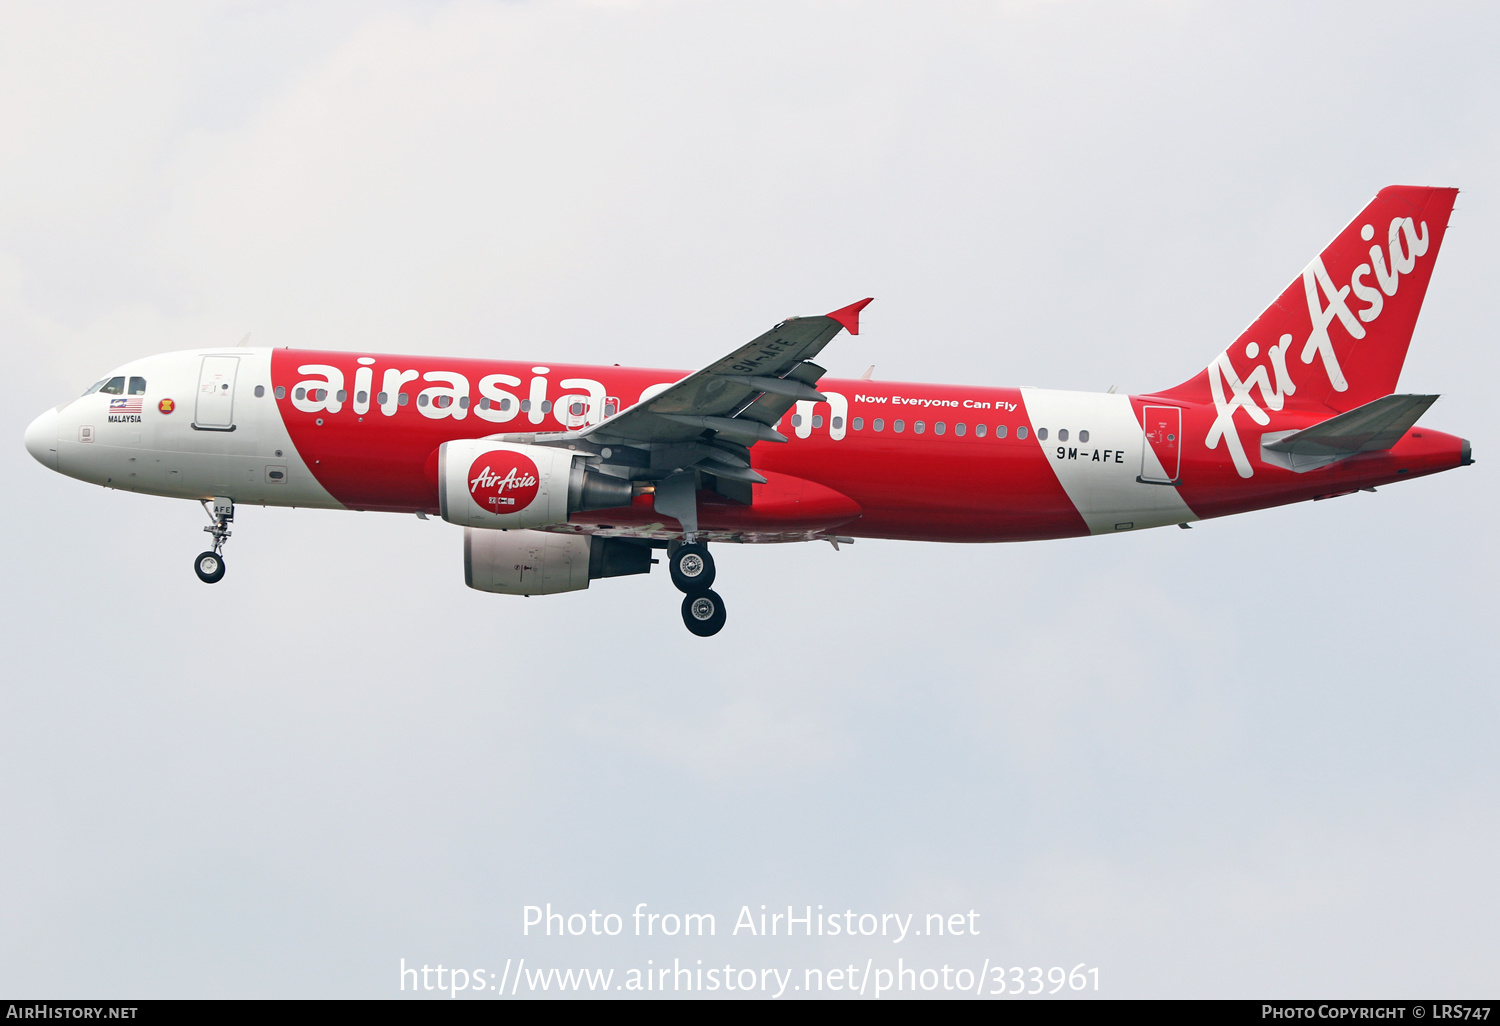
236;333;252;348
860;365;875;380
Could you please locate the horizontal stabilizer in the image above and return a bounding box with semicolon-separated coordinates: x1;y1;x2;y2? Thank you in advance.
1264;394;1438;456
1261;393;1437;473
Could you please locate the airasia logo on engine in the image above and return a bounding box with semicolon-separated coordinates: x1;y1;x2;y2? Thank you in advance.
468;451;540;513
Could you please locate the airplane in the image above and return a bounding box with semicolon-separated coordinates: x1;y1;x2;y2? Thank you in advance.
23;185;1472;636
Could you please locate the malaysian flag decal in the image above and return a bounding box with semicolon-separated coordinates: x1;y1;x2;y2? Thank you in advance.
109;397;143;414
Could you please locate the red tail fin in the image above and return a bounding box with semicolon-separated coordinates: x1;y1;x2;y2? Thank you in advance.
1157;186;1458;414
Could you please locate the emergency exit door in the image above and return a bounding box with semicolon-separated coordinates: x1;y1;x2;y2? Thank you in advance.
194;356;239;431
1138;405;1181;484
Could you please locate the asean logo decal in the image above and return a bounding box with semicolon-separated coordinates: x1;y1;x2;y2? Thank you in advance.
158;398;175;414
468;450;540;514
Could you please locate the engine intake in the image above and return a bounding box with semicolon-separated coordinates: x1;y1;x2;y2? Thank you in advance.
439;439;633;530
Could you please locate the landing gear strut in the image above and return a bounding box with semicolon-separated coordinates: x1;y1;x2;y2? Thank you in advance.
194;496;233;584
669;540;725;636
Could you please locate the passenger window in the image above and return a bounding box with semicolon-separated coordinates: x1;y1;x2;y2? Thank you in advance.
398;393;410;406
540;400;552;413
791;414;802;427
436;396;451;408
873;418;884;431
520;399;531;412
294;387;306;401
914;420;925;433
975;424;986;438
275;386;286;399
812;415;823;428
1079;429;1090;443
336;389;348;402
100;377;125;395
604;402;617;416
894;419;905;432
315;389;327;402
1038;427;1048;440
996;424;1007;438
935;421;946;435
459;396;470;409
570;402;584;416
1058;428;1068;442
478;397;489;410
852;417;864;430
128;376;147;395
254;385;265;398
955;423;966;436
1016;426;1028;439
377;392;389;405
418;394;430;407
356;390;368;404
500;398;511;411
831;416;843;430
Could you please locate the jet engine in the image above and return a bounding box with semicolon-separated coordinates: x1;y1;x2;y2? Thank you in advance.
464;528;655;595
439;439;633;530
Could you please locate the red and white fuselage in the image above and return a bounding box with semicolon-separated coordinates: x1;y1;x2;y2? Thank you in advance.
20;347;1467;541
22;186;1473;633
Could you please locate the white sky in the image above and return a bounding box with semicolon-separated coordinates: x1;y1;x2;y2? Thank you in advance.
2;0;1496;999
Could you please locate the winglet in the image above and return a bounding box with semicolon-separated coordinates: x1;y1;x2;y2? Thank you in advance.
825;297;874;335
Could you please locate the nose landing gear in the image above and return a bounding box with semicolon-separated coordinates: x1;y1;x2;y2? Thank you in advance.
669;540;725;636
194;496;233;584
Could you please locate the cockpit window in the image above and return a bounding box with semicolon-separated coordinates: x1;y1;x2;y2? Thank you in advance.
98;377;126;395
82;379;109;396
128;376;147;395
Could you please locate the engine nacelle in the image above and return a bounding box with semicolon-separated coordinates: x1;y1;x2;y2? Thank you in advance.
464;528;655;595
439;439;633;529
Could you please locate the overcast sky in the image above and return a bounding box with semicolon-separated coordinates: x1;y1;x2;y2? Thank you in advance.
2;0;1497;999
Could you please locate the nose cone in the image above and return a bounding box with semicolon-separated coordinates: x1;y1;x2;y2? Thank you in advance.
24;407;59;470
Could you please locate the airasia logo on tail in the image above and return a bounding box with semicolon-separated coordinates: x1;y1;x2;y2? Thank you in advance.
1206;213;1431;479
469;451;540;512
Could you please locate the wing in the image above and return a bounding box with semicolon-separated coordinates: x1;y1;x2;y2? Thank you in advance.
581;298;873;456
490;298;871;535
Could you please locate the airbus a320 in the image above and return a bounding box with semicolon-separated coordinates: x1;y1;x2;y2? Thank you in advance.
24;186;1472;636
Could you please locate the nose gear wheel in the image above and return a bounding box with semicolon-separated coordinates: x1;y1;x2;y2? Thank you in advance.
194;551;226;584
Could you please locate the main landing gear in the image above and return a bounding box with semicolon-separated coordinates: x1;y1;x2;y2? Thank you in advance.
194;496;233;584
681;590;727;637
669;541;715;592
670;541;725;637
